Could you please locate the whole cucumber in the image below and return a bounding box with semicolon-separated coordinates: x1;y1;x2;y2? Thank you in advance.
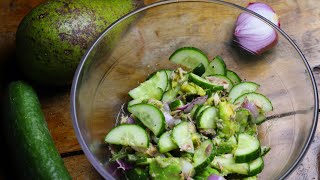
3;81;71;179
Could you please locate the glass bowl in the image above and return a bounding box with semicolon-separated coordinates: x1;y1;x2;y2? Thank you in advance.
71;1;318;179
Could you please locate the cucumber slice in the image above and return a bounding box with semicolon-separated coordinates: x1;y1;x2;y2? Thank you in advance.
234;134;261;163
162;86;180;102
164;70;174;91
128;98;146;107
136;157;153;166
229;82;260;103
248;157;264;176
197;106;218;129
192;63;206;76
125;167;148;180
158;131;178;153
193;140;215;171
129;71;168;100
226;70;241;85
194;105;210;120
172;122;195;153
105;124;149;148
169;99;185;110
234;92;273;112
189;73;223;90
211;154;249;175
206;75;233;92
204;55;227;76
260;146;271;156
169;47;209;70
128;103;165;136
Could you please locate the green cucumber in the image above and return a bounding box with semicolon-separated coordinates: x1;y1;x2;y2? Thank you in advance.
128;103;165;136
194;105;211;120
105;124;149;148
169;99;184;110
193;140;215;171
211;154;249;175
226;70;241;85
204;55;227;76
158;131;178;153
197;106;218;129
129;71;168;100
229;82;260;103
128;98;146;107
189;73;223;90
136;158;153;166
234;92;273;112
260;146;271;156
248;157;264;176
169;47;209;70
164;70;174;91
206;75;233;92
234;134;261;163
192;63;206;76
3;81;71;179
172;122;195;153
162;86;180;102
125;167;148;180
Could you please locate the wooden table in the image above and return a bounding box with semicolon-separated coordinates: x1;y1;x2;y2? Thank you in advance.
0;0;319;179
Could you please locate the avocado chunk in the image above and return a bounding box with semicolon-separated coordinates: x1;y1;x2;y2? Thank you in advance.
149;157;182;180
16;0;135;85
217;101;237;138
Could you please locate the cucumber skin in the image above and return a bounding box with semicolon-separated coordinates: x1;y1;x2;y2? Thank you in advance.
3;81;71;179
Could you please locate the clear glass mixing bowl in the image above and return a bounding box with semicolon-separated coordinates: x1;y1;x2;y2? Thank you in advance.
71;1;318;179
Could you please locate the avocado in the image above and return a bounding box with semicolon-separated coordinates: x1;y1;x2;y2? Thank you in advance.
16;0;135;85
149;157;182;180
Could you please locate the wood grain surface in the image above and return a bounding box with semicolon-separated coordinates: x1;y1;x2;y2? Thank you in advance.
0;0;319;179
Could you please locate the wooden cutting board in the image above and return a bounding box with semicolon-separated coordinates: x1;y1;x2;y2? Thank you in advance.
0;0;319;179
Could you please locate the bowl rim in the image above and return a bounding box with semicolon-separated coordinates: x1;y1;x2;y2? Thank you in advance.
70;0;319;179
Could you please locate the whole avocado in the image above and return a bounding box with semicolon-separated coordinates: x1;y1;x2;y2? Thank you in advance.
16;0;135;86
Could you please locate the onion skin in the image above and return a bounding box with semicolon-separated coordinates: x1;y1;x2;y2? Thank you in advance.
234;2;280;55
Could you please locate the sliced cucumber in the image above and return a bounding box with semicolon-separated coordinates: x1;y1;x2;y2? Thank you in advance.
192;63;206;76
172;122;195;153
136;157;153;166
229;82;260;103
169;47;209;70
129;71;168;100
226;70;241;85
234;92;273;112
158;131;178;153
211;154;249;175
248;157;264;176
128;98;146;107
188;73;223;90
164;70;174;91
162;86;180;102
204;55;227;76
260;146;271;156
206;75;233;92
194;105;211;120
197;106;218;129
234;134;260;163
193;140;214;171
190;104;200;118
128;103;165;136
105;124;149;148
169;99;185;110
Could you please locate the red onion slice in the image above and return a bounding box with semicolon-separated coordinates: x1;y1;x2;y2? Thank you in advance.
242;98;259;119
208;175;226;180
176;95;208;113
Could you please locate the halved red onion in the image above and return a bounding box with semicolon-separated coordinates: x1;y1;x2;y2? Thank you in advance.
208;174;226;180
234;2;280;55
177;95;208;113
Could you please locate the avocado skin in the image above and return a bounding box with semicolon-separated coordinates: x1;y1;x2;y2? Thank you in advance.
16;0;135;86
